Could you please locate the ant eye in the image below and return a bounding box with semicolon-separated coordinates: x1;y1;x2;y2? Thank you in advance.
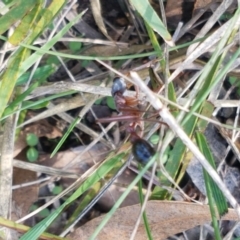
111;77;126;96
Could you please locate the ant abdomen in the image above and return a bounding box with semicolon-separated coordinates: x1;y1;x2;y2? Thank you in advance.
131;138;155;165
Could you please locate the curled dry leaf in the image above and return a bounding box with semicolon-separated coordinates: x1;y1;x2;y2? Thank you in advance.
68;201;238;240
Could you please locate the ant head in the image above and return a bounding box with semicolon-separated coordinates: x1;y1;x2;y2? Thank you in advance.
111;77;126;96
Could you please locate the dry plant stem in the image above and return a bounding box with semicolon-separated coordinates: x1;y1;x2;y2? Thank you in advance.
18;95;87;127
13;159;78;178
0;115;16;238
12;176;51;190
172;22;183;42
187;0;235;54
130;71;240;215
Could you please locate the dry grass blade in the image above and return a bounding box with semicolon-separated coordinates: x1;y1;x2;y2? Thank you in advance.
0;116;16;238
13;159;79;179
169;20;232;83
187;0;235;54
130;71;240;215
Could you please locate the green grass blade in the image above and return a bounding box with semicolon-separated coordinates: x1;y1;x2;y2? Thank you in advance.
144;21;164;66
3;64;56;117
3;80;44;117
65;181;102;230
20;152;126;240
144;18;177;113
196;132;228;239
16;64;56;85
129;0;174;46
203;165;222;240
195;132;228;216
1;90;77;121
152;114;198;199
8;0;43;45
90;154;157;239
0;216;66;240
138;174;153;240
0;0;36;35
50;116;80;158
0;35;206;62
18;8;87;77
0;47;30;118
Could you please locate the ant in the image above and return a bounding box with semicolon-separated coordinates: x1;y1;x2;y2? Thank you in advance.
97;77;156;165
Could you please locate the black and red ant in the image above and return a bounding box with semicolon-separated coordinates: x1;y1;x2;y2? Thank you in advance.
97;77;156;164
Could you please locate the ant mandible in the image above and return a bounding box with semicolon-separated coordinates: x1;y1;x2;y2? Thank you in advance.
97;77;156;165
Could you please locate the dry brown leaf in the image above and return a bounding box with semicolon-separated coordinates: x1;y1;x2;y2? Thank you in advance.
12;167;38;220
68;201;238;240
12;150;38;220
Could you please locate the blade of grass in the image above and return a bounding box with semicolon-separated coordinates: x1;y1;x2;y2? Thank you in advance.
138;172;153;240
0;0;36;35
16;64;56;86
64;181;102;230
196;132;228;216
20;152;126;240
151;113;198;199
90;154;157;239
17;8;87;77
0;216;67;240
8;0;42;45
196;132;226;240
50;116;80;158
0;47;30;118
145;18;177;112
129;0;174;46
0;35;207;61
1;90;77;121
3;65;56;117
